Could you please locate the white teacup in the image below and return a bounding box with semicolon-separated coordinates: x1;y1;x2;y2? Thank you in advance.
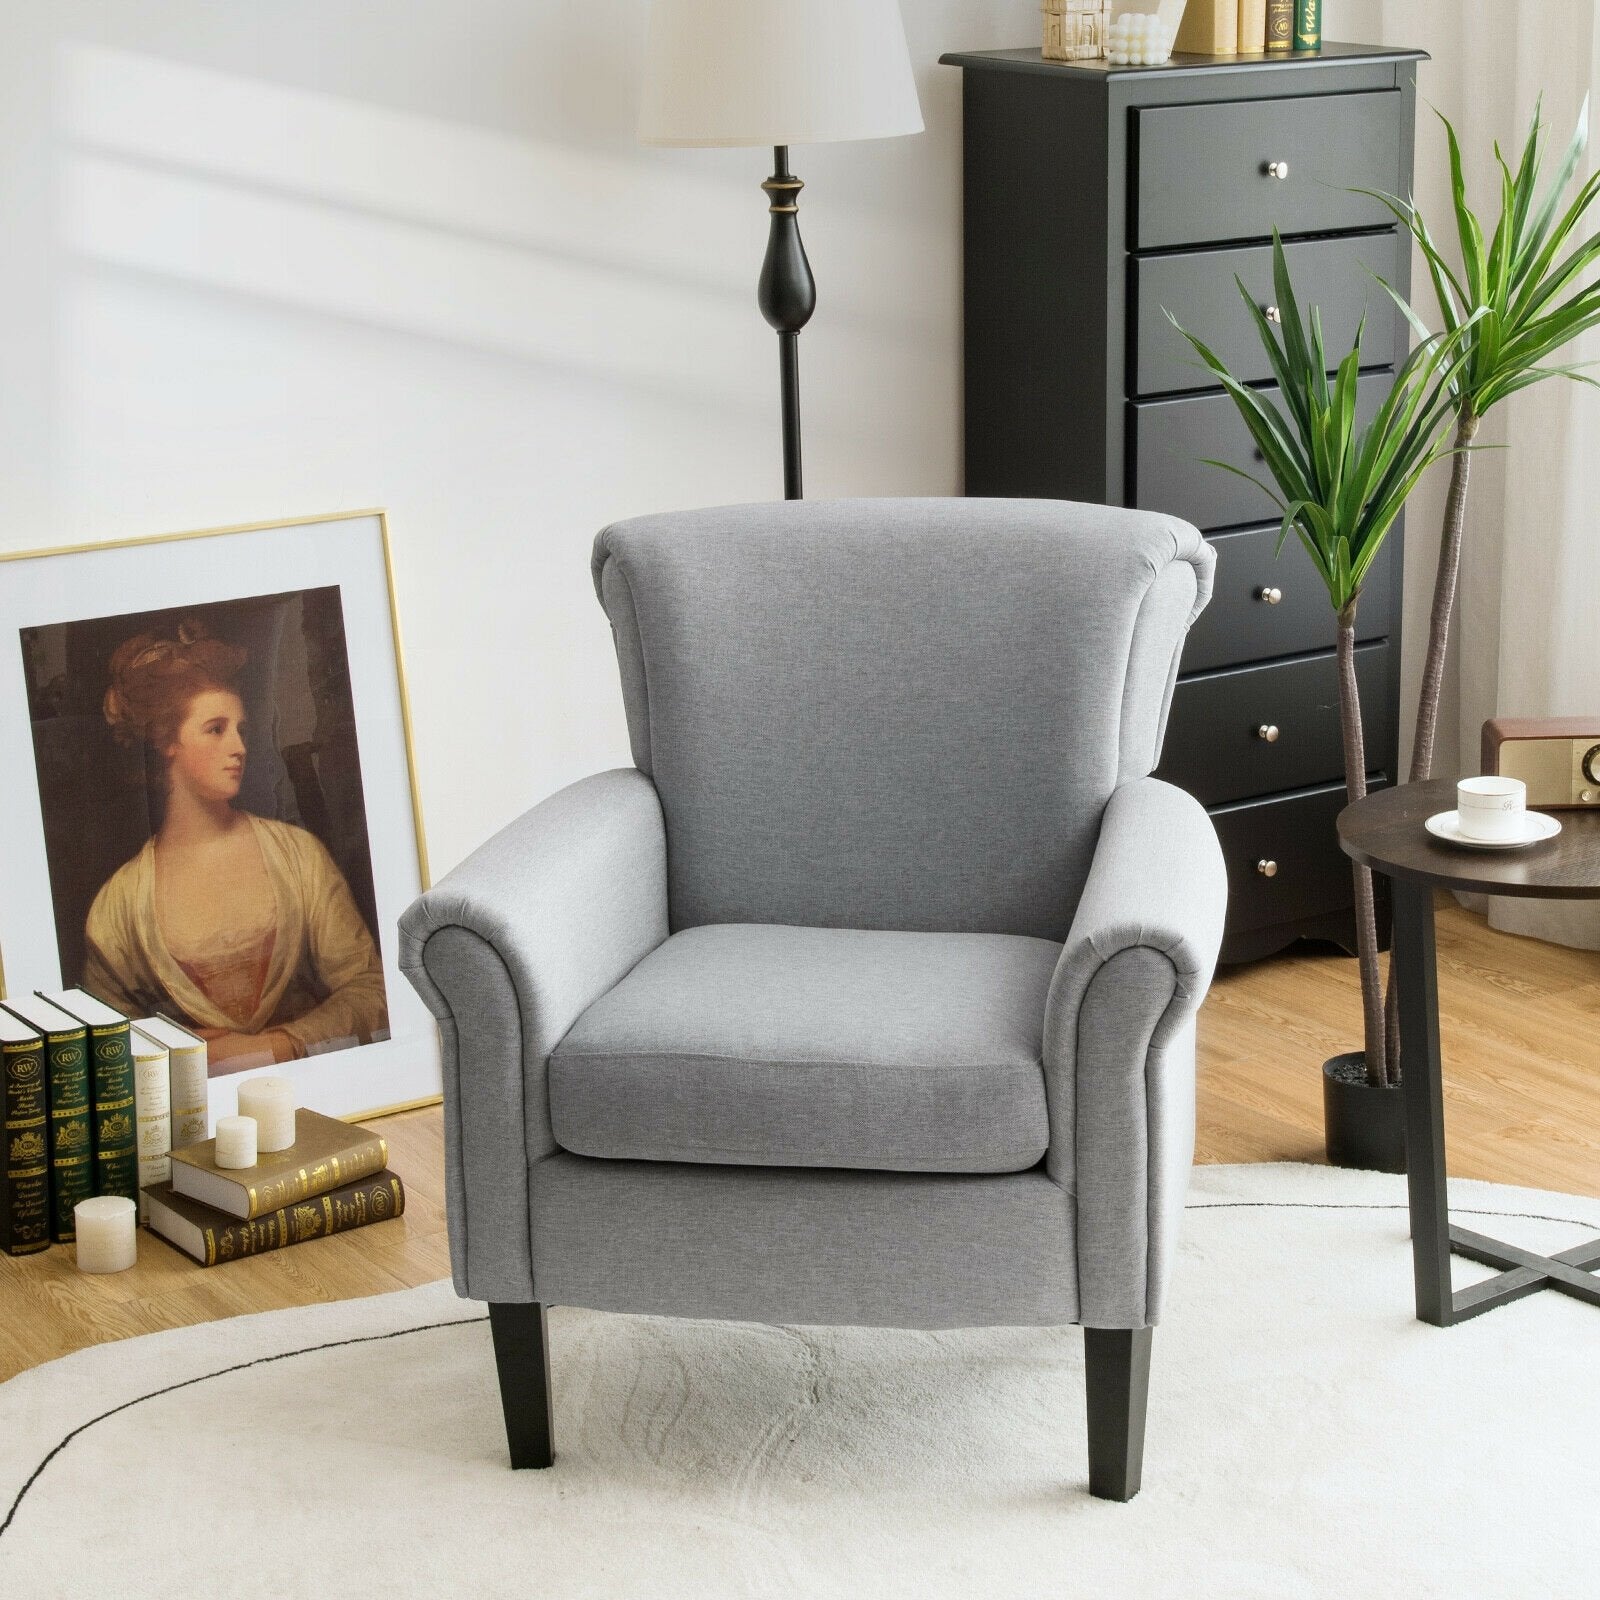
1456;775;1526;841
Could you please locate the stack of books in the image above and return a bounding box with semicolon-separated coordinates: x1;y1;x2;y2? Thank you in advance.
3;985;144;1248
1;987;404;1266
143;1108;405;1267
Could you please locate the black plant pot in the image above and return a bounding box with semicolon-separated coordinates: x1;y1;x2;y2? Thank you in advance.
1322;1052;1406;1173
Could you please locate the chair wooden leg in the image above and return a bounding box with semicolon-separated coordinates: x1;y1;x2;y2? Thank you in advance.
1083;1325;1152;1502
488;1301;554;1468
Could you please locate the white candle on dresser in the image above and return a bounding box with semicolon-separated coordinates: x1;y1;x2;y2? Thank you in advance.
75;1196;137;1274
237;1077;296;1152
214;1114;259;1169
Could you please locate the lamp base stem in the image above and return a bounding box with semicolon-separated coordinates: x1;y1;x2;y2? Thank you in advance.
778;332;802;501
759;146;816;503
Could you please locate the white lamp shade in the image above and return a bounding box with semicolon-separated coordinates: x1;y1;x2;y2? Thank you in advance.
638;0;924;148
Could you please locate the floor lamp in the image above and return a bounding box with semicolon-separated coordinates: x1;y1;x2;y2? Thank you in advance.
638;0;923;500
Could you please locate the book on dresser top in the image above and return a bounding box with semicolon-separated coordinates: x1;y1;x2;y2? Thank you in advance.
1;993;93;1242
133;1015;209;1151
169;1107;388;1219
0;1010;50;1256
39;988;138;1203
144;1170;405;1266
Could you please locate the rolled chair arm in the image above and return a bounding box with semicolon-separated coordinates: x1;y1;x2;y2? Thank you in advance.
1043;777;1227;1328
398;768;668;1301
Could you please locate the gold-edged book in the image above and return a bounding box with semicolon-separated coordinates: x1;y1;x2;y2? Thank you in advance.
169;1108;387;1219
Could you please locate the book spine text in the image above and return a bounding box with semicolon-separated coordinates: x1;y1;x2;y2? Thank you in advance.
90;1021;138;1201
201;1174;405;1265
44;1028;93;1242
2;1036;50;1256
168;1045;208;1150
134;1044;172;1220
1293;0;1320;50
244;1137;389;1217
1265;0;1292;50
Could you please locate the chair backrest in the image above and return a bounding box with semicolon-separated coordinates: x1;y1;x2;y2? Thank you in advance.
592;497;1211;941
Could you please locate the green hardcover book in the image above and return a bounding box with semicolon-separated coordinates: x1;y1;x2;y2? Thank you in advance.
0;1010;50;1256
1293;0;1320;50
43;988;137;1203
2;995;93;1242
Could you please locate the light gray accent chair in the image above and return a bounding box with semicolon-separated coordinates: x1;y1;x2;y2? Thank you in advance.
399;497;1226;1501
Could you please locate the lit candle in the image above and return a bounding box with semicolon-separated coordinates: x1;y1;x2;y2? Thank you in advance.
75;1196;137;1274
215;1114;259;1169
237;1077;296;1152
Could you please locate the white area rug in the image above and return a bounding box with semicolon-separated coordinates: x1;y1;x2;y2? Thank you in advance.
3;1163;1598;1599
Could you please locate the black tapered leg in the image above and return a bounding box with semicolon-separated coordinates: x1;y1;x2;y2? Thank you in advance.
488;1301;554;1468
1392;879;1453;1326
1083;1326;1152;1502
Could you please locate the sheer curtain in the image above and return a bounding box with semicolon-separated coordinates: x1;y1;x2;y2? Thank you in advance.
1347;0;1600;947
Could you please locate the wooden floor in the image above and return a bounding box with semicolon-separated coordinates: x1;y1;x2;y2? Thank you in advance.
3;899;1595;1381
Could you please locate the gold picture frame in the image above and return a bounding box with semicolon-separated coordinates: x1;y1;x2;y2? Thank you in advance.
0;509;440;1123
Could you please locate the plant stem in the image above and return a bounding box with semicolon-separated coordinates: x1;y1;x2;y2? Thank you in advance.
1408;407;1481;783
1380;406;1480;1084
1337;601;1389;1088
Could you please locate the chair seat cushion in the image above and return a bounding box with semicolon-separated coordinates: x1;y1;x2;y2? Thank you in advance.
549;924;1060;1174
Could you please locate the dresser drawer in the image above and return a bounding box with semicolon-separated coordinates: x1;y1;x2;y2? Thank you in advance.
1132;231;1402;396
1158;642;1394;806
1133;91;1404;250
1210;781;1367;934
1182;524;1393;674
1132;371;1388;531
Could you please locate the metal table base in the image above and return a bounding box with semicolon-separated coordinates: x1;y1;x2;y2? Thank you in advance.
1392;879;1600;1325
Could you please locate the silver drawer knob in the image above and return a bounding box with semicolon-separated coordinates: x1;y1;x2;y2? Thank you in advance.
1256;723;1280;742
1257;858;1279;877
1266;160;1290;180
1258;585;1282;604
1264;305;1282;323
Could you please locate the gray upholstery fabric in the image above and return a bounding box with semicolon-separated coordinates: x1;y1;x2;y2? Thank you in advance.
398;498;1227;1331
530;1153;1077;1328
397;769;668;1301
592;498;1212;940
550;924;1059;1173
1043;777;1227;1327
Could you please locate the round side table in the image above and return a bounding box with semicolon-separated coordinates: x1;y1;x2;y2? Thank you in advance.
1339;778;1600;1326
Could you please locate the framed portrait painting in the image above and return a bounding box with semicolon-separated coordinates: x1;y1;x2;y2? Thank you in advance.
0;510;439;1126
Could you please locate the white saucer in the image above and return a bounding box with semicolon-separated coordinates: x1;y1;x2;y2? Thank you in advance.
1424;810;1563;850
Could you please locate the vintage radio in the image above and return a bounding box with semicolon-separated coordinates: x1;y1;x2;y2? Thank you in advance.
1482;718;1600;809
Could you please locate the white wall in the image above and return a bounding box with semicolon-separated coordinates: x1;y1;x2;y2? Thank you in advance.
0;0;1040;877
2;2;1575;882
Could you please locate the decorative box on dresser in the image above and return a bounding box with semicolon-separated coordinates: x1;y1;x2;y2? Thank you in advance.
940;42;1426;963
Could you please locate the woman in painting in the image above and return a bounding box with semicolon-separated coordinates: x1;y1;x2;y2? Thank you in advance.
82;621;389;1069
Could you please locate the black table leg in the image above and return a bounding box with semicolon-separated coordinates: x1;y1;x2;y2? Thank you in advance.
1391;876;1600;1324
1392;878;1453;1326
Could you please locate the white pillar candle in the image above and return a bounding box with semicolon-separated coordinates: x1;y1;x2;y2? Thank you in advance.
75;1196;137;1274
214;1114;259;1169
237;1077;296;1152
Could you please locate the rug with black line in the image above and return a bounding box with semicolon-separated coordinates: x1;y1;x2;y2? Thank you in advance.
2;1163;1596;1600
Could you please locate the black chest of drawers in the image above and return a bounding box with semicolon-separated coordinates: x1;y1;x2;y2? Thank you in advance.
940;41;1425;963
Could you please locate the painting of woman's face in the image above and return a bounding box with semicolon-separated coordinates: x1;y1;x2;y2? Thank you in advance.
163;689;247;805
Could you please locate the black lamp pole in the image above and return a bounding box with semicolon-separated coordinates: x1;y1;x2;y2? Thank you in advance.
757;145;816;500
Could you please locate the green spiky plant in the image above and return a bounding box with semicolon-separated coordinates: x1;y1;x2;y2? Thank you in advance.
1369;99;1600;1065
1171;237;1474;1088
1375;99;1600;790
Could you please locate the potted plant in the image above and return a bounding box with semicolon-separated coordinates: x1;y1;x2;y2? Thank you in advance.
1369;100;1600;1064
1172;238;1471;1169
